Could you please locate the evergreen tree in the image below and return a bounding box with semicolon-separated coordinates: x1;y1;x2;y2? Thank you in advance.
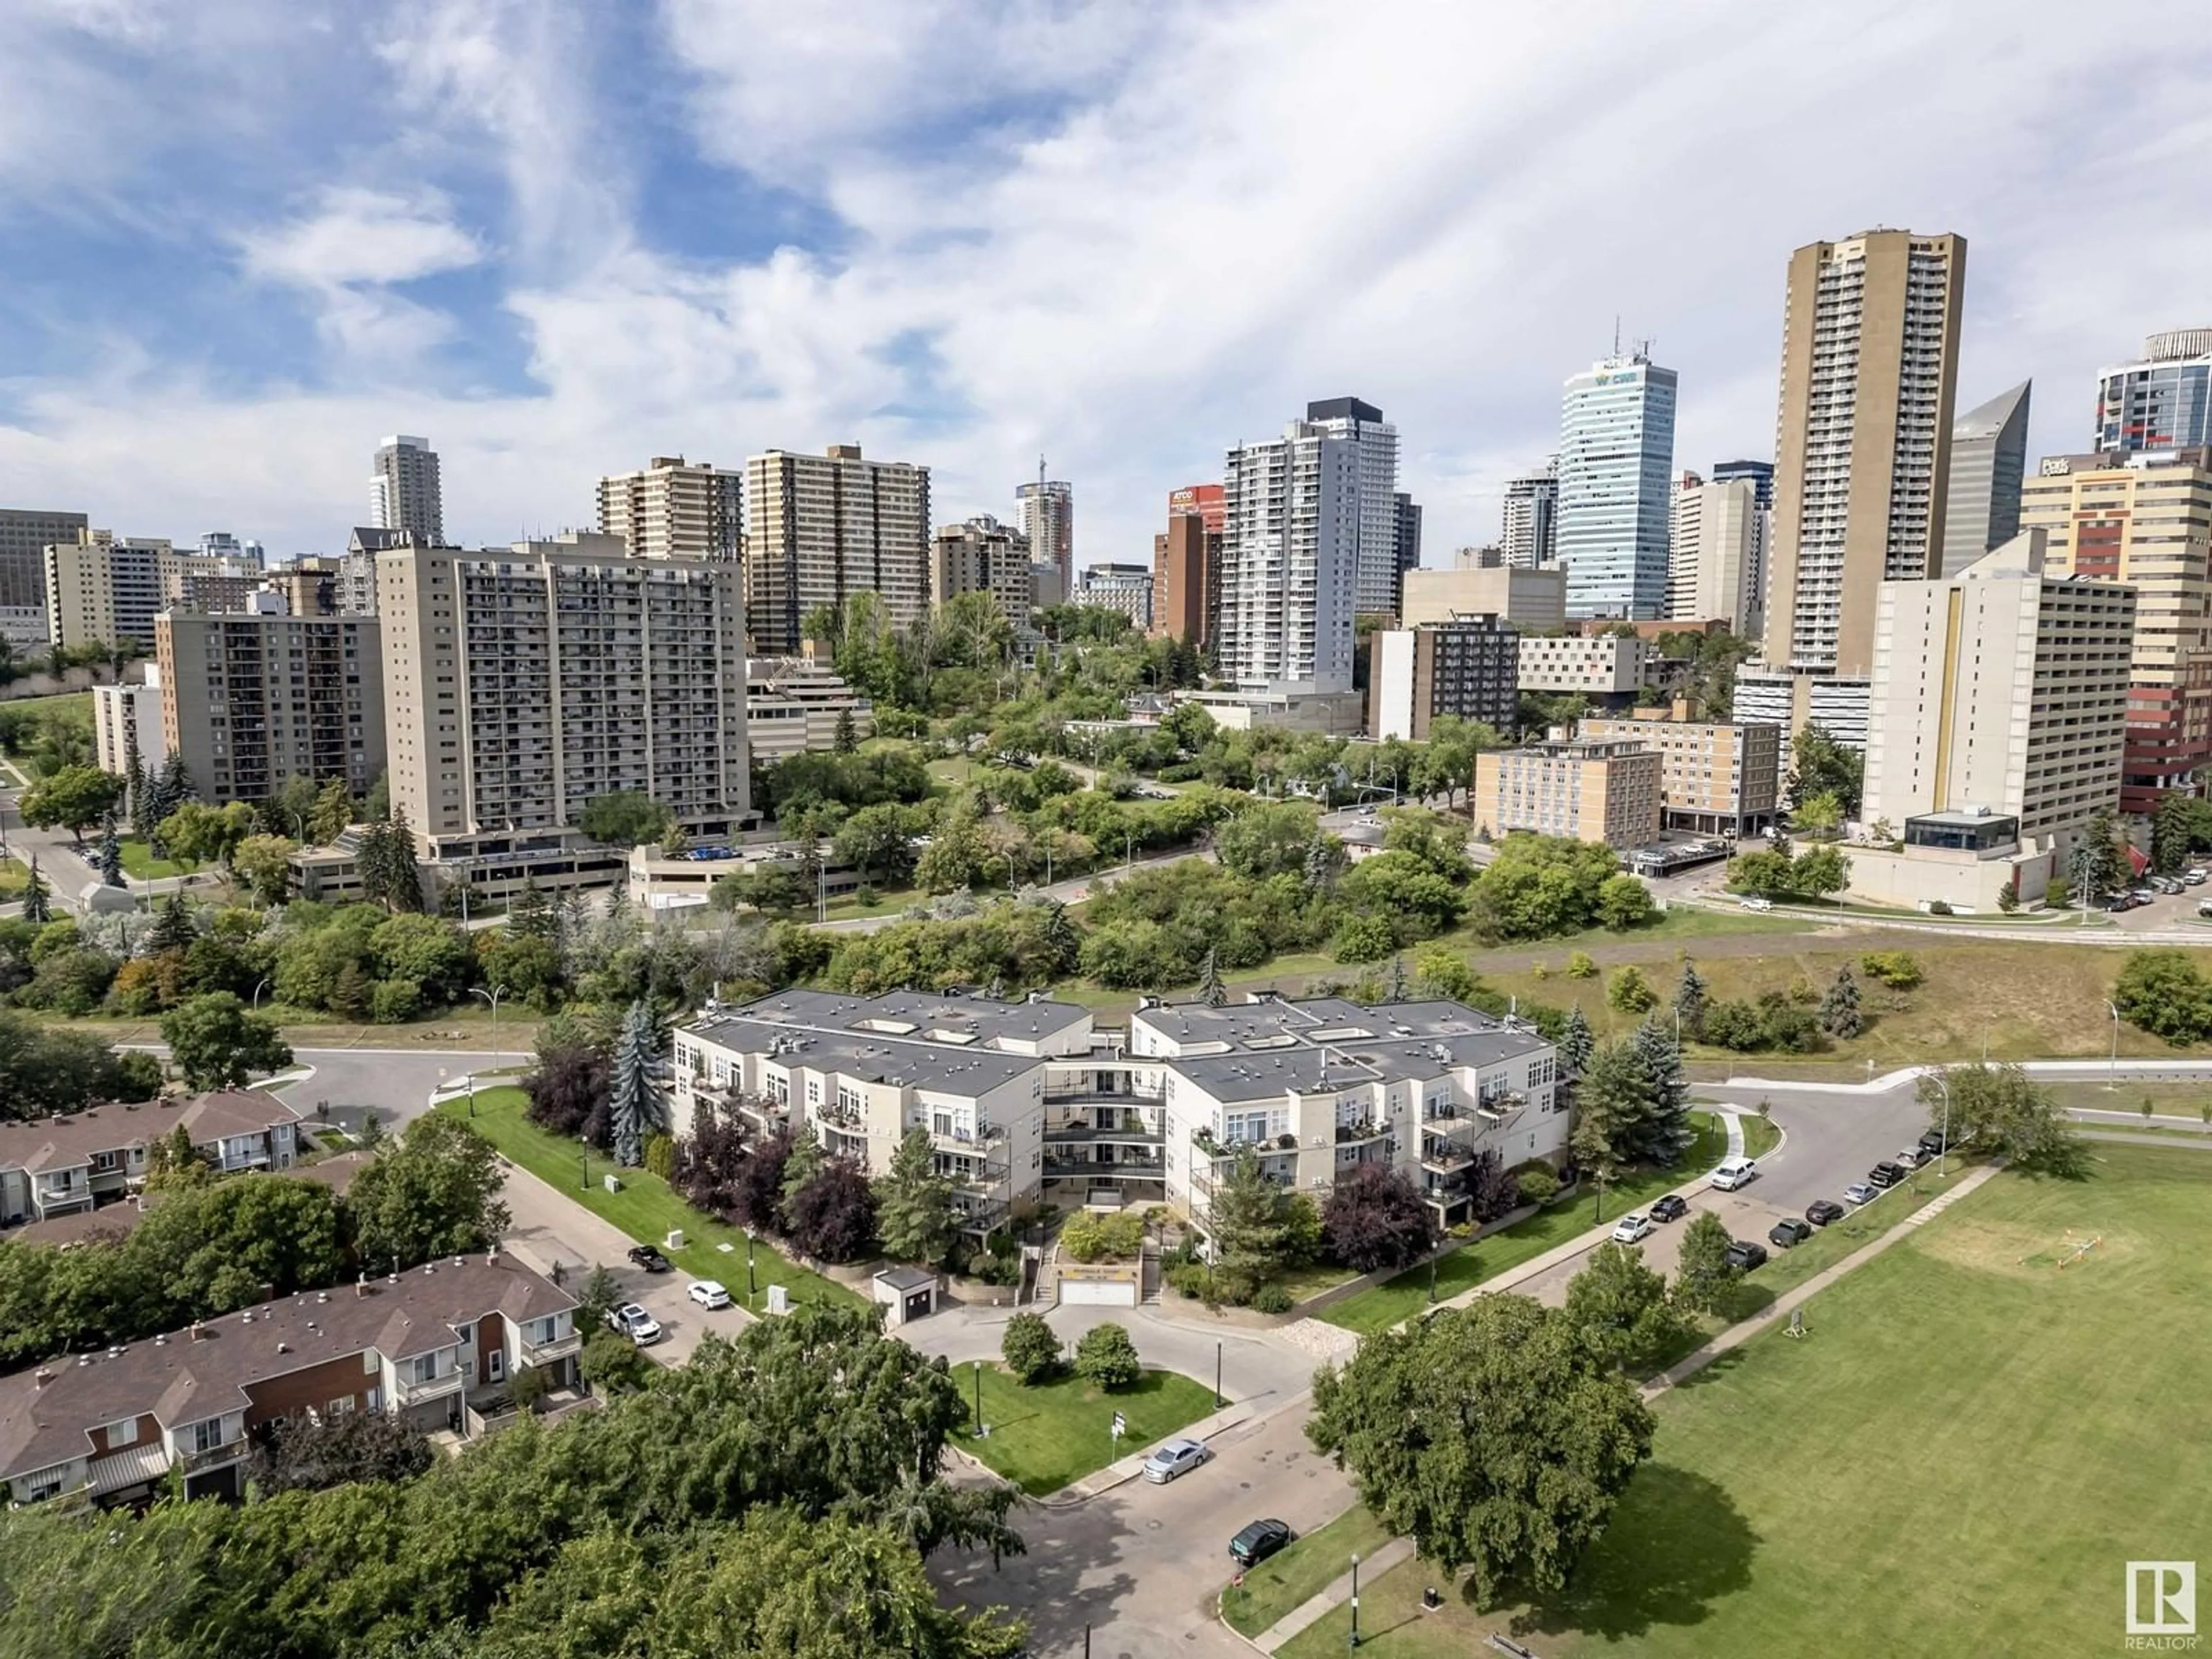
606;997;666;1168
1631;1016;1692;1164
149;893;198;952
1673;960;1708;1040
96;807;126;887
382;803;423;911
1040;898;1080;976
508;876;558;941
1558;1006;1594;1075
145;753;195;852
1198;945;1226;1006
873;1126;960;1264
1819;964;1863;1038
123;728;149;839
19;857;51;925
1302;836;1336;892
1569;1040;1658;1197
833;706;859;754
1386;953;1409;1002
307;775;354;844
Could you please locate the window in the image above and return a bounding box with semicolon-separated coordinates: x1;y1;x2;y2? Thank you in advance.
101;1418;138;1449
836;1083;863;1115
191;1418;226;1453
806;1078;822;1106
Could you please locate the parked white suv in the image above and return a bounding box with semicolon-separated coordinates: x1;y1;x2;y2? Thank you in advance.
1710;1156;1758;1191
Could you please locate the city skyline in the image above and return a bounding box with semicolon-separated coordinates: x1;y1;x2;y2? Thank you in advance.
0;6;2199;572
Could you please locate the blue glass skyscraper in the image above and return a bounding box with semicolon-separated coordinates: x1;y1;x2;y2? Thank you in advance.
1556;351;1677;619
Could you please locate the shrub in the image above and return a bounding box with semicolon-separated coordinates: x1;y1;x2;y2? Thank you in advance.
1565;950;1599;980
1331;914;1397;964
508;1364;553;1413
1252;1283;1294;1316
1607;966;1657;1014
2115;949;2212;1046
1001;1310;1061;1384
1515;1166;1560;1205
1060;1210;1145;1262
1859;950;1923;990
1167;1262;1212;1302
1073;1322;1141;1389
1927;898;1953;915
369;976;421;1024
642;1133;675;1180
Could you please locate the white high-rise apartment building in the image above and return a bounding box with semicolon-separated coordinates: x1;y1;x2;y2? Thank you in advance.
1078;563;1154;631
1501;457;1558;569
743;445;931;654
1302;398;1401;616
375;533;749;854
1863;530;2133;843
597;456;743;562
1765;230;1966;677
1219;418;1359;692
1666;471;1704;619
1672;478;1764;636
1556;351;1678;619
1016;472;1073;592
370;435;444;545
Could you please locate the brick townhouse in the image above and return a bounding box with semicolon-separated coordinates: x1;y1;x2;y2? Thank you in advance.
0;1089;301;1228
0;1252;582;1508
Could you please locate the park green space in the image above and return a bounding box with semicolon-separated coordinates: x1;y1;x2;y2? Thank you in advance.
950;1361;1217;1495
438;1086;863;1310
1218;1504;1396;1637
1283;1143;2212;1658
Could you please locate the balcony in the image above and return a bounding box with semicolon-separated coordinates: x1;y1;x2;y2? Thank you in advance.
391;1368;467;1409
1419;1142;1475;1174
1044;1153;1165;1181
175;1440;247;1474
518;1326;582;1365
1046;1119;1163;1145
1335;1119;1388;1146
930;1122;1006;1151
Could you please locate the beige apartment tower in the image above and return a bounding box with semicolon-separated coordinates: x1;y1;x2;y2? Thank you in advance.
1400;565;1567;631
930;516;1033;627
376;534;749;853
1862;529;2133;842
1579;710;1780;837
2020;448;2212;816
596;456;743;562
744;446;930;653
1764;230;1967;678
157;602;385;805
44;531;172;651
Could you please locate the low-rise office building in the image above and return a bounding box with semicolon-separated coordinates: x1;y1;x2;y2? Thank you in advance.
1578;707;1780;837
669;989;1565;1239
1517;634;1652;696
1471;734;1662;846
0;1253;581;1508
745;657;874;763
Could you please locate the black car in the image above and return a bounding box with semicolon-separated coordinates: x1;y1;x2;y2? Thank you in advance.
1916;1131;1950;1161
1229;1518;1293;1567
1650;1194;1690;1223
627;1244;673;1273
1805;1198;1846;1227
1724;1239;1768;1272
1867;1161;1908;1189
1767;1218;1813;1249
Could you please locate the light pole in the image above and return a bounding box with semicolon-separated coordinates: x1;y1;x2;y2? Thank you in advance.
1214;1340;1223;1409
470;985;510;1105
1349;1552;1361;1649
1123;830;1134;871
2105;999;2120;1090
744;1227;757;1304
251;977;271;1012
972;1359;984;1439
1928;1067;1951;1179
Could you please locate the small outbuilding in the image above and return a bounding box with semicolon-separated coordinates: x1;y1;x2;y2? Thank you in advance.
872;1264;940;1327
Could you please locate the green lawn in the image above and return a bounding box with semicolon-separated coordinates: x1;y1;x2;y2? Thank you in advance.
950;1362;1218;1496
1317;1141;1720;1338
1219;1505;1395;1637
1285;1145;2212;1658
1736;1113;1781;1161
118;836;187;880
440;1087;863;1311
0;858;28;897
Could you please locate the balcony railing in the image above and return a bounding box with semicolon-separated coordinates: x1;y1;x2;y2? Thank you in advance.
1419;1143;1475;1173
518;1329;582;1366
390;1369;467;1408
1335;1119;1388;1145
175;1440;247;1474
1044;1154;1165;1180
931;1122;1005;1150
1044;1120;1164;1145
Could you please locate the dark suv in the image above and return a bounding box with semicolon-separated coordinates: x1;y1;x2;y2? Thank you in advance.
1867;1161;1908;1189
1916;1131;1950;1161
1767;1218;1813;1249
1724;1238;1768;1272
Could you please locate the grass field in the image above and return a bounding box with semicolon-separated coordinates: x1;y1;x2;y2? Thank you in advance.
1736;1113;1781;1160
1219;1505;1395;1636
117;836;186;880
1316;1130;1722;1338
0;857;28;897
950;1362;1218;1495
1283;1143;2212;1658
438;1086;864;1310
1477;939;2212;1065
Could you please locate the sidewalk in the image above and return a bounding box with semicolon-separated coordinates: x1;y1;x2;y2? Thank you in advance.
1643;1161;2001;1396
1249;1536;1419;1651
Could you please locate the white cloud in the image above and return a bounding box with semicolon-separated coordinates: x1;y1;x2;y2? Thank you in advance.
2;0;2210;577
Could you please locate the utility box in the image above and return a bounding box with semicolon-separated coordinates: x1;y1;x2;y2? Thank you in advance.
603;1173;622;1194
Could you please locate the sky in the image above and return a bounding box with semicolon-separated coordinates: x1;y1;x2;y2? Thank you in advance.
0;0;2207;572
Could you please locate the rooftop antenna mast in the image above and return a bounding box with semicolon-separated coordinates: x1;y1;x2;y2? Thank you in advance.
1612;316;1621;357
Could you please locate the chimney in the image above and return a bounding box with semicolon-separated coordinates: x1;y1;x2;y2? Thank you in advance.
486;1247;499;1266
190;1322;206;1342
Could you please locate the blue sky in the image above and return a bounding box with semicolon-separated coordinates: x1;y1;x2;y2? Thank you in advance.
1;0;2208;565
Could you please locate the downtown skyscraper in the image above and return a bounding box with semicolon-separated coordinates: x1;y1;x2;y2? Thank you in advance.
2095;329;2212;453
1302;397;1402;616
370;435;444;545
1555;351;1677;618
1218;416;1359;692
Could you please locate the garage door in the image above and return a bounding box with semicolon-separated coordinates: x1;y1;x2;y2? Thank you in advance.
1057;1278;1138;1307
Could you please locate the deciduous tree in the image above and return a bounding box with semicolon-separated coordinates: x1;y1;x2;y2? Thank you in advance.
1320;1162;1438;1273
1073;1321;1141;1389
1001;1310;1060;1384
345;1113;511;1268
158;991;292;1090
1672;1210;1738;1315
1563;1241;1695;1373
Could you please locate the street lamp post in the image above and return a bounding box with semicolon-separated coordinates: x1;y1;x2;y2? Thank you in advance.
2105;999;2121;1092
1214;1340;1223;1409
744;1228;757;1304
1929;1068;1951;1180
469;984;510;1117
972;1359;983;1439
1349;1552;1361;1649
251;977;271;1012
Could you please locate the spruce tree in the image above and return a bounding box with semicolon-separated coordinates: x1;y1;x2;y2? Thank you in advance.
1387;953;1409;1002
833;707;859;755
606;998;666;1168
1199;945;1226;1006
1558;1006;1594;1075
123;730;150;840
1819;965;1863;1039
1632;1016;1692;1164
96;808;126;888
509;876;557;941
149;894;197;953
19;857;51;925
1673;960;1709;1040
